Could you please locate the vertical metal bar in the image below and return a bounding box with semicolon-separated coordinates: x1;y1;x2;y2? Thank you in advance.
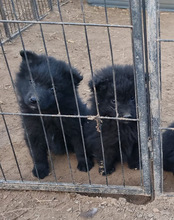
157;2;162;98
40;0;46;15
0;105;23;181
157;0;163;194
56;0;92;185
130;0;152;195
3;0;13;34
37;0;42;17
80;0;108;185
129;0;144;187
25;0;33;20
7;0;17;31
18;0;27;21
0;0;11;38
142;0;151;139
33;2;75;183
5;0;17;34
30;0;37;19
147;0;162;196
0;163;6;181
0;32;41;181
47;0;53;11
103;0;126;187
14;0;24;29
10;0;58;182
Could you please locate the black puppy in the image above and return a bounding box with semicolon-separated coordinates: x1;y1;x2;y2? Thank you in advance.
84;65;139;175
162;123;174;174
16;50;92;179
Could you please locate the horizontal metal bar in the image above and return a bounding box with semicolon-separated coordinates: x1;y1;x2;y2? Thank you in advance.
0;112;139;121
159;192;174;197
0;19;133;28
160;127;174;131
0;180;150;196
1;23;32;44
157;39;174;42
1;13;48;44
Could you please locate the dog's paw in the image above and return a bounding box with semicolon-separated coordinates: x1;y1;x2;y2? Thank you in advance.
77;159;94;172
98;161;115;176
128;162;140;170
32;163;49;179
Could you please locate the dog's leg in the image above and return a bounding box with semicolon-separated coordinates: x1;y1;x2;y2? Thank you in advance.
71;135;94;172
96;147;117;176
127;143;140;170
24;117;49;179
27;137;49;179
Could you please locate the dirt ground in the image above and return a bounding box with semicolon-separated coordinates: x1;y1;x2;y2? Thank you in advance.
0;190;174;220
1;0;174;219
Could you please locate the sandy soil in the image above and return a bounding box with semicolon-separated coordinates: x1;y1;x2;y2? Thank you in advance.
0;190;174;220
1;0;174;219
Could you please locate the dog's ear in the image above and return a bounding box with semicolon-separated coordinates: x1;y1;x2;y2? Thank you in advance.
20;50;38;64
89;78;108;93
72;69;83;85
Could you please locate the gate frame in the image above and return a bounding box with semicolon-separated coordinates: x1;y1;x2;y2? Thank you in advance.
130;0;152;196
0;0;153;197
146;0;163;197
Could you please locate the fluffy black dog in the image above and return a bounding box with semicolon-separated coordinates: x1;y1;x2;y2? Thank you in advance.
84;65;139;175
16;50;92;179
162;123;174;174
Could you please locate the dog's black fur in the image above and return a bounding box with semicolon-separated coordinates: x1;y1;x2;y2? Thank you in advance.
162;123;174;174
84;65;139;175
16;50;92;179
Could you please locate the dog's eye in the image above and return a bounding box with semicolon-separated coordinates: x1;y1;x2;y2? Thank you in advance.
111;99;116;104
50;87;56;92
130;96;135;101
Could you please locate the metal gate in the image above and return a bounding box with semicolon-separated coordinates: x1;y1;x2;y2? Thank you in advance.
0;0;170;198
147;0;174;197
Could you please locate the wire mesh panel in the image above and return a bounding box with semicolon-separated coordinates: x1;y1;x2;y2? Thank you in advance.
0;0;54;43
0;0;152;196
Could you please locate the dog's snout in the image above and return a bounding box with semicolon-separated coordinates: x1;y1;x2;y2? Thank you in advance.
123;113;132;119
29;96;37;104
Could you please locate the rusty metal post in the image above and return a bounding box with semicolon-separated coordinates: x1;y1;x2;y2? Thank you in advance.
0;0;11;38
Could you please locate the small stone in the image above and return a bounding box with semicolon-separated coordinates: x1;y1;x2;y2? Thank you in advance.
101;201;107;206
67;208;72;212
127;208;134;213
124;214;127;218
118;197;126;204
137;213;143;218
153;208;160;213
3;194;8;199
148;213;154;218
74;200;79;204
80;208;98;218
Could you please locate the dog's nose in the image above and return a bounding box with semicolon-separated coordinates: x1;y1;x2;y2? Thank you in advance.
29;96;37;104
123;113;132;118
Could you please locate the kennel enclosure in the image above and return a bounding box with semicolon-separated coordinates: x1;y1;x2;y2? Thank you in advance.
0;0;173;198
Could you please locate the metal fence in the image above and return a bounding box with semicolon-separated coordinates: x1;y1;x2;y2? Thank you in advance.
0;0;54;43
0;0;172;198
